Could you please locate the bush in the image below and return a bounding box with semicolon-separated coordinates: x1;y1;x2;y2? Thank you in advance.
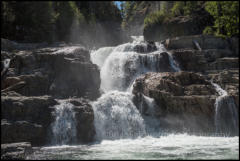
144;10;170;30
204;1;239;37
171;2;185;16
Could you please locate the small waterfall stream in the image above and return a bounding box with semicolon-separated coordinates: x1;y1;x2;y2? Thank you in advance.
211;82;239;135
50;100;77;145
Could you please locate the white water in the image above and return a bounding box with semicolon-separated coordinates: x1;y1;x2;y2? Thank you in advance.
27;134;239;160
90;36;180;141
50;100;77;145
40;36;238;159
3;58;11;69
92;91;146;140
211;82;239;135
91;35;180;93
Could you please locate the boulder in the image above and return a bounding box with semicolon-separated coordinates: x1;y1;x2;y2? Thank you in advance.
133;41;157;53
133;72;217;133
1;95;57;126
48;98;96;144
2;46;101;100
1;142;33;160
69;98;96;143
1;120;46;146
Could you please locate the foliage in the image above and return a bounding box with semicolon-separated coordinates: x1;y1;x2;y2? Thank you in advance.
204;1;239;37
171;1;201;16
1;1;123;44
53;1;85;41
144;10;170;30
171;2;185;16
1;1;56;42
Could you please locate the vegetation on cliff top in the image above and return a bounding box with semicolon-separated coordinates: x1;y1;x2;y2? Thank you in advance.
1;1;122;45
143;1;239;38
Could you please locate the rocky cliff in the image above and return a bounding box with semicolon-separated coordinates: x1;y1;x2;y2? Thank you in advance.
1;39;100;148
133;34;239;135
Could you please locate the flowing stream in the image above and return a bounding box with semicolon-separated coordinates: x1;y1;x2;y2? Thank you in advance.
27;36;239;160
211;82;239;135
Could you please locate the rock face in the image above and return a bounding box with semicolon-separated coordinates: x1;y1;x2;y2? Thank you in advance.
1;142;33;160
133;34;239;135
165;35;239;112
144;14;213;42
69;98;95;143
1;42;101;149
164;35;234;51
133;72;218;133
1;95;57;146
2;46;100;99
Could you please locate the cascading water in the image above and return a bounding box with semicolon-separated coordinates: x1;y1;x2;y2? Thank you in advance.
211;82;239;135
27;36;238;160
3;58;11;69
50;100;77;145
90;36;180;140
92;91;146;140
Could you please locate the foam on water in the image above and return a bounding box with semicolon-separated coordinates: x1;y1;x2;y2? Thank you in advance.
91;91;146;140
27;134;239;160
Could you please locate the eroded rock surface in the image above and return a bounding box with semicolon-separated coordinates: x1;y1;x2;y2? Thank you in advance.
1;42;101;150
133;72;218;133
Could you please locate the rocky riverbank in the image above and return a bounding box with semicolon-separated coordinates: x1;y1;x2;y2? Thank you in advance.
1;34;239;159
132;34;239;135
1;39;100;159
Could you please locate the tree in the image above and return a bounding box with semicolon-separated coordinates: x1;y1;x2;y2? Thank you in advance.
204;1;239;37
1;1;56;42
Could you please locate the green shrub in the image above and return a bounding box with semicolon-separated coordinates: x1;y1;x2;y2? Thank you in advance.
144;10;170;30
204;1;239;37
171;2;185;16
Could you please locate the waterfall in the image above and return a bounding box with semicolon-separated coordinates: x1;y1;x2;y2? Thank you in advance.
211;82;239;135
91;36;179;140
50;100;77;145
90;47;114;68
3;59;11;69
92;91;146;140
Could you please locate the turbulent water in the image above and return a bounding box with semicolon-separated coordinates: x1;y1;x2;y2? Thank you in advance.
30;36;238;160
27;134;239;160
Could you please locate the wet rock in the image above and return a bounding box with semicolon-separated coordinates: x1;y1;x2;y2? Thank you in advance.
1;95;57;146
1;95;57;125
71;98;96;143
1;142;33;160
215;95;239;136
171;49;207;72
133;42;157;53
50;98;96;144
133;72;217;133
2;46;101;100
1;120;46;146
